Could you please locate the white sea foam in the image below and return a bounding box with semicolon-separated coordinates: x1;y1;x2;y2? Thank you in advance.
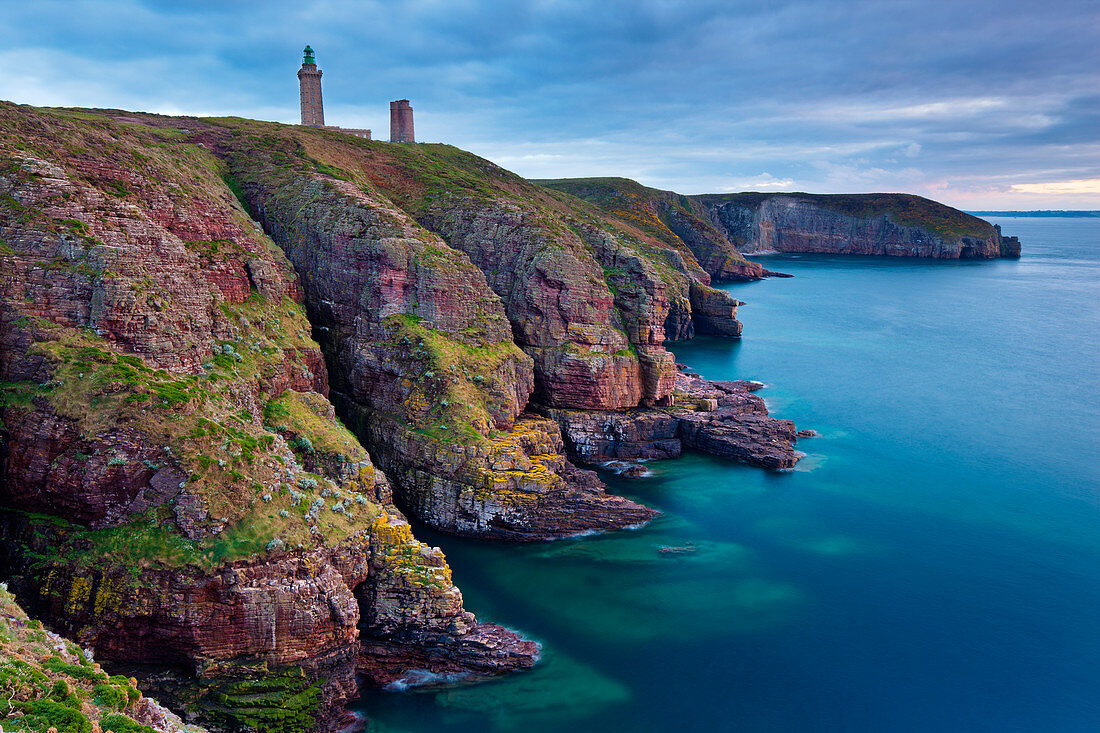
553;528;605;541
384;669;470;692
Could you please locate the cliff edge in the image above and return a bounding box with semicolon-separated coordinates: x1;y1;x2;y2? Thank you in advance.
0;103;811;732
538;178;1022;261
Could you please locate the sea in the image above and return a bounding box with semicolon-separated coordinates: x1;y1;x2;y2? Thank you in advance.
350;217;1100;732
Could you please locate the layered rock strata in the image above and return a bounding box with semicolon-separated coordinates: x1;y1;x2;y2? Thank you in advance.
0;586;207;733
0;104;534;731
218;123;654;540
539;178;1021;261
699;193;1021;259
357;513;540;685
347;408;656;540
540;371;803;471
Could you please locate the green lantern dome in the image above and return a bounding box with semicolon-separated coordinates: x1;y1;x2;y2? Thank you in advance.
303;45;315;64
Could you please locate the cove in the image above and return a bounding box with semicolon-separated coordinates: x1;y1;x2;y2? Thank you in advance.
351;217;1100;733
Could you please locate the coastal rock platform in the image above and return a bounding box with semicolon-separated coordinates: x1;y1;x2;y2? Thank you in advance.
540;371;804;471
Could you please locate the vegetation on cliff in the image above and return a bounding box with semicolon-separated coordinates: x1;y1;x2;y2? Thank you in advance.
0;102;536;731
539;177;1015;259
533;176;761;280
0;585;204;733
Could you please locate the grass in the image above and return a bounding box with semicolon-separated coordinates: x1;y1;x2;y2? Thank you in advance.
382;312;529;442
0;586;190;733
7;289;378;567
263;390;367;458
692;191;995;240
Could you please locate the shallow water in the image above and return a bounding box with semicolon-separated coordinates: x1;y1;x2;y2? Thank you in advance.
352;217;1100;732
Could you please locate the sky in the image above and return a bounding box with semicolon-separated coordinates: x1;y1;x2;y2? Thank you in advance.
2;0;1098;209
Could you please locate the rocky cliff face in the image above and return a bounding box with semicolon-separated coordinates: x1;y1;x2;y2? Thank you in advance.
0;104;815;732
696;193;1020;259
0;104;534;731
538;178;1021;262
540;371;803;472
0;585;207;733
216;121;655;541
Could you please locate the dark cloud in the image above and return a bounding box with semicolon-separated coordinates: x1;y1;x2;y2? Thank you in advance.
1;0;1097;206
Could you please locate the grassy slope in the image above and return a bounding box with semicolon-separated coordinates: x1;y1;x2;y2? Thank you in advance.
0;104;382;570
539;177;996;243
213;119;713;312
533;176;750;265
0;585;204;733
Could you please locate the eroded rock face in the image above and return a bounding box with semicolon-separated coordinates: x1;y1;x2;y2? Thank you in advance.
689;282;745;338
419;201;675;408
217;128;654;541
542;371;804;471
702;194;1016;259
234;172;533;429
0;104;536;731
345;407;657;541
356;514;540;685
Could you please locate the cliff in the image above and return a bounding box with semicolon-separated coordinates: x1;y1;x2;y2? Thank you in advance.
0;585;206;733
0;103;535;731
532;177;770;280
538;179;1022;261
0;103;809;731
697;192;1021;259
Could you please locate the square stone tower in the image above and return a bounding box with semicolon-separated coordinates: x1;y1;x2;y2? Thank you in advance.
298;45;324;127
389;100;414;143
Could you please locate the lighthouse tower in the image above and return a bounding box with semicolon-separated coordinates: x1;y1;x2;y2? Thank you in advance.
389;100;415;143
297;45;324;127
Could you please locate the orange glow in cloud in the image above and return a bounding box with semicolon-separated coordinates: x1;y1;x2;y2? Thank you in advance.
1010;179;1100;195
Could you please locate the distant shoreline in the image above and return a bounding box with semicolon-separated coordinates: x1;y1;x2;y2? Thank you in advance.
968;211;1100;218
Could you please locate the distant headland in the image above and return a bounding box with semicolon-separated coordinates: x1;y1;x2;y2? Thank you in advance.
967;210;1100;218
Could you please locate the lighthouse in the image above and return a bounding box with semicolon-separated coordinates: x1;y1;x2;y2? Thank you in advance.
297;45;324;127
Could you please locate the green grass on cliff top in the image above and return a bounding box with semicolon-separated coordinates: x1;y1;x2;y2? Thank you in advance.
212;116;714;285
541;177;996;241
0;587;197;733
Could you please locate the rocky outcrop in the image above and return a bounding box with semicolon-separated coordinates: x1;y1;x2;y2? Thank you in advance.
537;178;1021;263
698;193;1020;259
689;282;744;338
0;104;535;731
416;200;671;409
346;407;656;541
218;123;655;540
356;513;540;685
541;371;803;471
0;585;207;733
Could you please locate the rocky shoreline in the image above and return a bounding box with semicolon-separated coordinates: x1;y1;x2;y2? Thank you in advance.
0;103;1010;732
540;369;806;471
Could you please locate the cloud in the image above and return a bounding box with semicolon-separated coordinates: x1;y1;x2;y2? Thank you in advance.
1010;179;1100;195
0;0;1097;208
731;174;796;191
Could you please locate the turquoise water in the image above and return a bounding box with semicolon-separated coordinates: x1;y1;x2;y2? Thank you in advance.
353;218;1100;732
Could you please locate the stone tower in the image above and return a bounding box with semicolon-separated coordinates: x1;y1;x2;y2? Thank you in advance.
298;45;324;127
389;100;414;143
